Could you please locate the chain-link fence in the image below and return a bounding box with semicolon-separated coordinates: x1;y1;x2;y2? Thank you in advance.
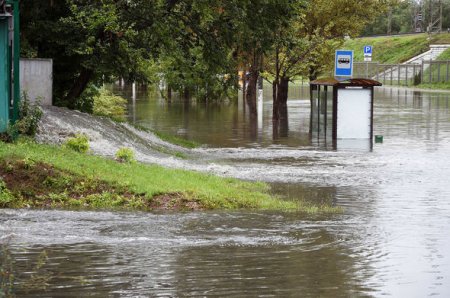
353;60;450;86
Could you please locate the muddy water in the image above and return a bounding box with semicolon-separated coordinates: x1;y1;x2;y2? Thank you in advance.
2;86;450;297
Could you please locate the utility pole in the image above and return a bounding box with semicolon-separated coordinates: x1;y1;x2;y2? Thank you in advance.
387;6;392;35
414;0;424;33
428;0;443;33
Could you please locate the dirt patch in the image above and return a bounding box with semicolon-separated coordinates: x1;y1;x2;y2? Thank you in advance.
0;156;204;211
149;192;204;211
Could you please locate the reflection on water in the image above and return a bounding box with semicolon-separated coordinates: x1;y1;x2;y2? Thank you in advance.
2;86;450;296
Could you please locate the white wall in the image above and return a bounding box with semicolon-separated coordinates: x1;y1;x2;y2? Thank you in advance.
337;88;371;139
20;58;53;106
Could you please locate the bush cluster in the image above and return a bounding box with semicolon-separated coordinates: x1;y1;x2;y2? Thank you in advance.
115;147;136;163
64;133;90;153
93;88;128;122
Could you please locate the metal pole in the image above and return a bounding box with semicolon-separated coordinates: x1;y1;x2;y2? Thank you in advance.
317;85;320;135
324;86;328;138
9;0;20;123
397;64;401;86
376;63;379;81
384;66;386;84
405;65;408;86
366;61;369;79
390;65;393;85
429;60;432;83
447;61;449;83
421;59;425;83
437;61;441;82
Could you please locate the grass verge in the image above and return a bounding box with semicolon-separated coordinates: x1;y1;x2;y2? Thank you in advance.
0;139;340;213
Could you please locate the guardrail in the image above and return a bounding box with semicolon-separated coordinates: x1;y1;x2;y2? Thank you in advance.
353;61;450;86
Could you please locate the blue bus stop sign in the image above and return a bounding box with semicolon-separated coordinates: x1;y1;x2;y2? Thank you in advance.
335;50;353;77
364;45;372;56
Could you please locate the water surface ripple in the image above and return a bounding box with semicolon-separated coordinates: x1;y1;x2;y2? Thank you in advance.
1;86;450;297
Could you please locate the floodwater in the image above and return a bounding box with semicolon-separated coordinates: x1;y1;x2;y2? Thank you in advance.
1;85;450;297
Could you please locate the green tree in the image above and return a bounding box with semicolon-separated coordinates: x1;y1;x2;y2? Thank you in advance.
21;0;157;110
263;0;388;121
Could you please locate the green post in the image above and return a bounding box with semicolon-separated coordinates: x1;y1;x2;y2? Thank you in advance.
0;16;9;132
0;1;19;133
8;0;20;124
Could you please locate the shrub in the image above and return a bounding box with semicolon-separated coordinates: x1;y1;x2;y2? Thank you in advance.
64;133;90;153
16;93;43;136
93;88;127;122
0;178;14;207
0;93;43;142
115;147;136;163
413;71;422;86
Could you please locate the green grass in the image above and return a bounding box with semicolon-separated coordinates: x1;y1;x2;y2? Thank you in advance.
418;48;450;90
343;34;450;90
344;34;430;64
344;33;450;64
429;33;450;44
0;139;340;213
418;82;450;90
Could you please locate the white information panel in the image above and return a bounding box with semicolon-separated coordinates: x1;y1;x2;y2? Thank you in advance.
337;88;371;139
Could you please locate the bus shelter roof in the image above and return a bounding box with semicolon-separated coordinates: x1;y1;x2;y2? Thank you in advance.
310;78;382;87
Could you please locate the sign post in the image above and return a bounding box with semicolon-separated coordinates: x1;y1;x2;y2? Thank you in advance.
363;46;372;78
335;50;354;79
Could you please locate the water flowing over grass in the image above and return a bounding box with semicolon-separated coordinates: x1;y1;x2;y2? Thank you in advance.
0;139;341;213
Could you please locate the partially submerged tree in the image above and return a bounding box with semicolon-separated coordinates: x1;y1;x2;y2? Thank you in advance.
263;0;389;121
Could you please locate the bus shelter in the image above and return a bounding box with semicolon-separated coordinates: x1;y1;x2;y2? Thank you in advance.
309;78;382;141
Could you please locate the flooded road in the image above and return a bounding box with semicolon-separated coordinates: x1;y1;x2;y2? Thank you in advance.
2;86;450;296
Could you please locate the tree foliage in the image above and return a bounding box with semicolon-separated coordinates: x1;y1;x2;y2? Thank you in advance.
261;0;387;120
21;0;394;117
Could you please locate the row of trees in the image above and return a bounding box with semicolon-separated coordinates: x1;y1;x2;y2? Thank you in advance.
21;0;388;121
362;0;450;36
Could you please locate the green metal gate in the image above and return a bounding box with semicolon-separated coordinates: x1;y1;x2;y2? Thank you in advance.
0;13;9;131
0;0;20;133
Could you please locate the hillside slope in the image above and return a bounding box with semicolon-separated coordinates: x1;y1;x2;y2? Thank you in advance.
343;33;450;64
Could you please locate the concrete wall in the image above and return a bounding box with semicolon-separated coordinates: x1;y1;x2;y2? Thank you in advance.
20;58;53;106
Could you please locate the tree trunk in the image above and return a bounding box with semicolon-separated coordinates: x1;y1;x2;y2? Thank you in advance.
272;80;279;121
246;70;258;115
308;66;318;81
278;76;289;119
241;70;246;106
183;87;190;101
65;68;94;109
272;76;289;121
167;86;172;102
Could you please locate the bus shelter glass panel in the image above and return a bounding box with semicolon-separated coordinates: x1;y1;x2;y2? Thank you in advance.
310;86;333;139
